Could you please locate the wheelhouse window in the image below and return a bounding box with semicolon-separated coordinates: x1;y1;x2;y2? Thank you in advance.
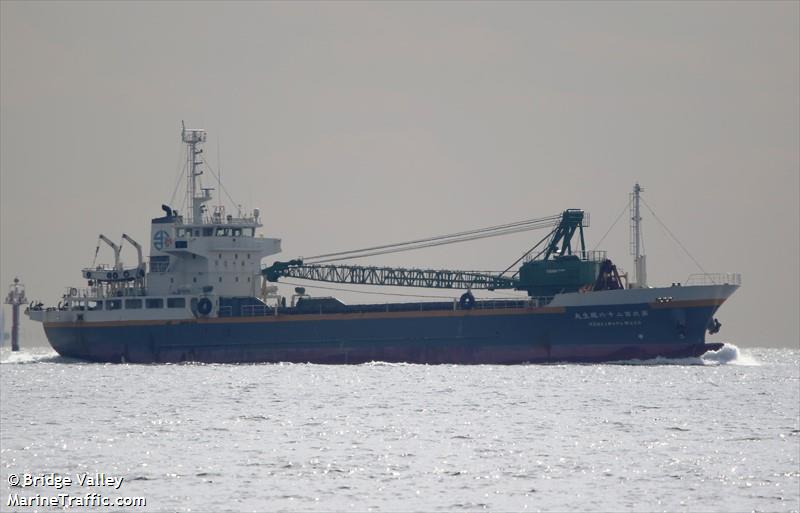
243;228;254;237
167;297;186;308
203;228;213;236
125;299;143;309
145;298;164;309
106;299;122;311
150;256;169;273
215;227;230;236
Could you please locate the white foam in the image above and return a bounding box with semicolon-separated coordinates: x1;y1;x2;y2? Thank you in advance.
607;343;759;366
609;355;707;366
702;343;760;366
0;347;61;364
361;361;416;367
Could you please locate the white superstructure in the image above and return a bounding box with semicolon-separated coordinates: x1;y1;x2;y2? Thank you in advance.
28;125;281;323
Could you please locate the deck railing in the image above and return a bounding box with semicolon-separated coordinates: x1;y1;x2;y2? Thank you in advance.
684;273;742;286
231;297;551;318
523;249;606;264
241;304;273;317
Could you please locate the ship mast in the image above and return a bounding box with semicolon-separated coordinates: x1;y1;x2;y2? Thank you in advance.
630;183;647;288
182;121;210;224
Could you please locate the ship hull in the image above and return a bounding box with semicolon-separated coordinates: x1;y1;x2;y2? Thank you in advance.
42;298;727;364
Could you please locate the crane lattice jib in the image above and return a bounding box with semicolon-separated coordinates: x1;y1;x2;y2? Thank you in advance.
263;261;518;290
262;210;594;293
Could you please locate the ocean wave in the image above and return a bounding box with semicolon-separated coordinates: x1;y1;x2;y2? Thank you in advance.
608;343;760;366
0;343;762;366
702;343;760;366
0;347;72;365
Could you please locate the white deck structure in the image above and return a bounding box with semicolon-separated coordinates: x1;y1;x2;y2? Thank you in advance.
29;125;281;323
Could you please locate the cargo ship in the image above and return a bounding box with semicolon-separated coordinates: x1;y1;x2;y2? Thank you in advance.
26;125;739;364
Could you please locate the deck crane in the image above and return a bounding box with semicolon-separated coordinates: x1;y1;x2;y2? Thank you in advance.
121;233;145;275
263;261;518;291
82;235;147;283
98;234;122;271
263;209;624;298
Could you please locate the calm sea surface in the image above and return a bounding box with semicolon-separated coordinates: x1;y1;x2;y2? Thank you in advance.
1;344;798;513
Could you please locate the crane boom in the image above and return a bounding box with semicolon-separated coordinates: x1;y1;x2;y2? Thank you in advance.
261;209;621;297
263;260;517;290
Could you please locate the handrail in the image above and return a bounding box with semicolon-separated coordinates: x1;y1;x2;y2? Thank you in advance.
237;297;552;318
684;273;741;286
523;249;607;264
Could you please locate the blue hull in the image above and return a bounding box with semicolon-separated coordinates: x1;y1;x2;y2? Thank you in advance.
43;301;723;364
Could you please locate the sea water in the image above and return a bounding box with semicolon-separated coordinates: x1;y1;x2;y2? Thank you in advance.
1;343;798;512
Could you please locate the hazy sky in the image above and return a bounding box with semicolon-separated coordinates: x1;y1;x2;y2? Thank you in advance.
1;1;798;347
